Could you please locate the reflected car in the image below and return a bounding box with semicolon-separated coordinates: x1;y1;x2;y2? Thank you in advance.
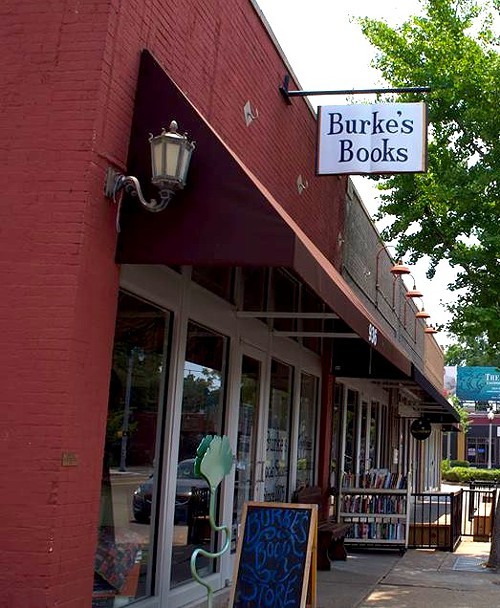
132;459;208;524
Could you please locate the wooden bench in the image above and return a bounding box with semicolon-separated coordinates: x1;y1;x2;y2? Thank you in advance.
296;486;351;571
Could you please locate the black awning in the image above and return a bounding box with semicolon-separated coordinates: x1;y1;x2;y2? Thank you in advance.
412;365;460;423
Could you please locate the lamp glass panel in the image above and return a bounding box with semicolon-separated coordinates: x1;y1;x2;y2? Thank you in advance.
177;146;193;184
150;138;165;179
165;140;182;179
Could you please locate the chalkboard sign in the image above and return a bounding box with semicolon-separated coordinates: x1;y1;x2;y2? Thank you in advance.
229;502;317;608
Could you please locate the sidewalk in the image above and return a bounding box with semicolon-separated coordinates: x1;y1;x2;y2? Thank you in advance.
320;539;499;608
199;539;499;608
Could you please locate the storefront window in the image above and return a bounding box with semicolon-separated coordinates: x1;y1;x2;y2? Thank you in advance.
344;390;358;475
331;383;343;490
301;287;324;354
378;404;389;467
93;292;169;607
359;401;368;474
369;402;378;469
264;359;293;502
232;355;261;550
170;322;228;588
296;373;318;489
241;267;268;311
270;269;299;333
467;437;490;466
191;267;234;302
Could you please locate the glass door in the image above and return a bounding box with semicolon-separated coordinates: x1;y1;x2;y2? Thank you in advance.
170;322;228;588
94;291;169;607
264;359;293;503
232;353;263;549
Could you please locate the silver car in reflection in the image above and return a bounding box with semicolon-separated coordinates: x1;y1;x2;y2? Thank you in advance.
132;458;208;524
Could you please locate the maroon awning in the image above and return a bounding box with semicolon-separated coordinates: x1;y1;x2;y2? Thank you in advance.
117;51;411;377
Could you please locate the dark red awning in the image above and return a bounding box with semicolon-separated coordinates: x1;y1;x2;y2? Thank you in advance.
116;50;411;377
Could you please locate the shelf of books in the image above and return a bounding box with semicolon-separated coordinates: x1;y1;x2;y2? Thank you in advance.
339;469;410;550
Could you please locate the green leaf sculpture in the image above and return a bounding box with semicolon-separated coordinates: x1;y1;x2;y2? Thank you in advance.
190;435;234;607
198;435;234;492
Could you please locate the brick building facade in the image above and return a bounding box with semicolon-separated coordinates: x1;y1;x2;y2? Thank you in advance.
0;1;457;606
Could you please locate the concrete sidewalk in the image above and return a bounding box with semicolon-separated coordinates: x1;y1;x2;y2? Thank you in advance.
320;539;500;608
200;539;499;607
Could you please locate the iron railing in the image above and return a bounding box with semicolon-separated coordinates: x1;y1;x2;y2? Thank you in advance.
409;491;462;551
461;485;497;539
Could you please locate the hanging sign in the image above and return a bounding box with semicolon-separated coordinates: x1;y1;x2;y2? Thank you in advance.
410;417;432;441
317;102;427;175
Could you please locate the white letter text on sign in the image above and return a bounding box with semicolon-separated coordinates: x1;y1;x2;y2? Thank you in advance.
316;103;427;175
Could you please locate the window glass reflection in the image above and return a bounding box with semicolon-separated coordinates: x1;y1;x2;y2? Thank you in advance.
344;390;358;476
170;322;228;588
264;359;293;502
296;373;318;489
93;292;168;607
232;355;260;551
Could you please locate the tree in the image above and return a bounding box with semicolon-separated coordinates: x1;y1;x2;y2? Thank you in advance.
445;338;500;367
359;0;500;345
182;369;221;413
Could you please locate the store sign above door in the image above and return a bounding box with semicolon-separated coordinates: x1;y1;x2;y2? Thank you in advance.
317;103;427;175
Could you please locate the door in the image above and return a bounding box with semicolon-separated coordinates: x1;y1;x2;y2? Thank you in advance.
264;358;294;503
232;351;266;548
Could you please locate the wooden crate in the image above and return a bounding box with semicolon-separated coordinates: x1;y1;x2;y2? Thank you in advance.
409;515;451;548
473;502;492;541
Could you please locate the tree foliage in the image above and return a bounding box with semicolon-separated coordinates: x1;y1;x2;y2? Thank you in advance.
444;336;500;366
448;394;470;432
359;0;500;345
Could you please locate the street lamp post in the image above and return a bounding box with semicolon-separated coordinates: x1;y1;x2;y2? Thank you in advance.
487;409;495;469
119;347;145;472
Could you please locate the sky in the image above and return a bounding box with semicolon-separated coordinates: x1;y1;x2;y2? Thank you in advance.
255;0;458;348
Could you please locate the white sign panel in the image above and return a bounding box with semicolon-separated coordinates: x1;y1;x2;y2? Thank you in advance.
317;102;427;175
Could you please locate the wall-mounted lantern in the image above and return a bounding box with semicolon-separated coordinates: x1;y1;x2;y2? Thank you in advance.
104;120;195;231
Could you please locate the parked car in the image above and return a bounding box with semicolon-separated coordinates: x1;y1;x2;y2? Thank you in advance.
132;458;208;524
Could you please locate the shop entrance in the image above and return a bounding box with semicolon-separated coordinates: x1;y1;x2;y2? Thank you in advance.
232;352;265;549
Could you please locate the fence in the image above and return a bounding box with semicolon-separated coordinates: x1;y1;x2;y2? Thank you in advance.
408;491;462;551
461;484;497;540
409;485;498;551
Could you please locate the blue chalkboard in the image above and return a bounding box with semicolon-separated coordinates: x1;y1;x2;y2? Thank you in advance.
230;502;317;608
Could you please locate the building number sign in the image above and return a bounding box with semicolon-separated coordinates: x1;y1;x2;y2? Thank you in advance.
368;324;378;346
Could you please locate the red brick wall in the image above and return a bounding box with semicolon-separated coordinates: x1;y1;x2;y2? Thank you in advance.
0;0;346;605
424;334;445;392
0;1;119;605
98;0;347;266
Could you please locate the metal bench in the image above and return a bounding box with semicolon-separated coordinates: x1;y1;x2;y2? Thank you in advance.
296;486;351;571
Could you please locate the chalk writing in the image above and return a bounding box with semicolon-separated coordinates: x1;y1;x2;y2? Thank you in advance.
232;505;313;608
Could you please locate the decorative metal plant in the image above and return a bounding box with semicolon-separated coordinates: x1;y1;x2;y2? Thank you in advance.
190;435;234;607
